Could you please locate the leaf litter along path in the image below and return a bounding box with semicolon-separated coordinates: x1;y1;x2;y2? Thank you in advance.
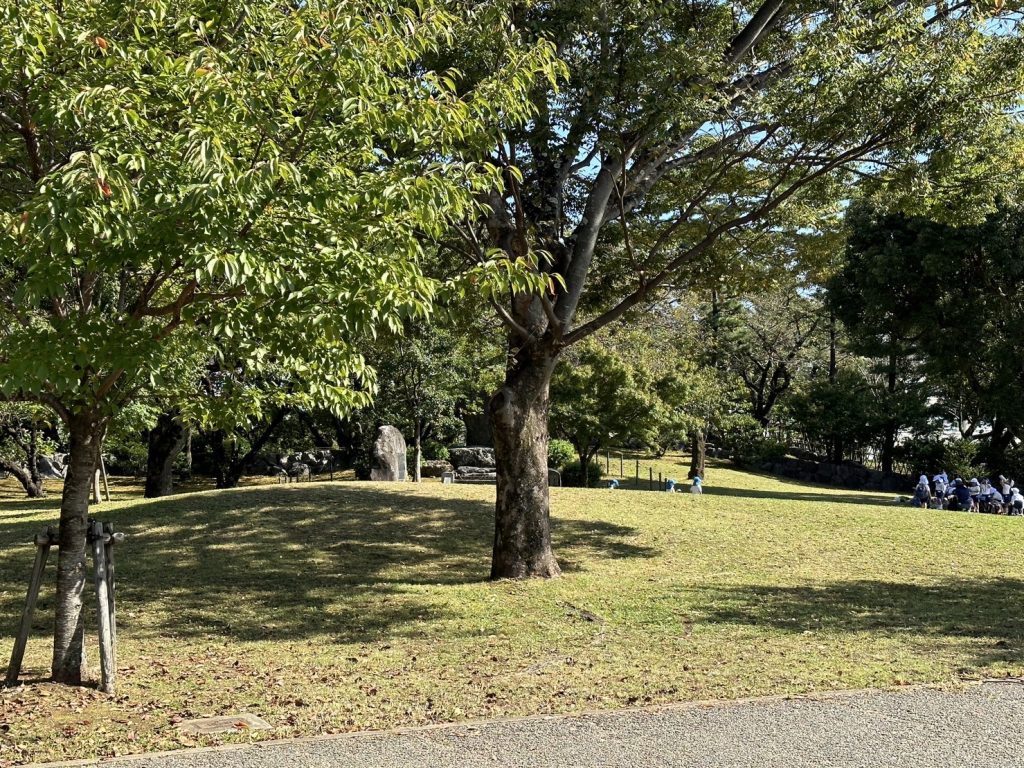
30;682;1024;768
1;462;1023;764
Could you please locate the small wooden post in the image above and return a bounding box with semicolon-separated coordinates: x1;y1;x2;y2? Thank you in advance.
635;459;639;487
92;470;102;504
90;521;116;694
100;456;111;502
659;472;663;489
103;522;117;670
619;454;623;478
606;452;610;473
5;530;51;687
648;467;653;490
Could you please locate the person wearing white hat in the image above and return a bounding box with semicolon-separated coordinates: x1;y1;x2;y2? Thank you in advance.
969;478;981;511
1011;487;1024;516
911;479;931;508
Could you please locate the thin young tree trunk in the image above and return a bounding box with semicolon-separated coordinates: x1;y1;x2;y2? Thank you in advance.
144;412;186;498
881;349;897;475
489;347;560;580
414;420;422;483
828;310;838;385
52;414;104;684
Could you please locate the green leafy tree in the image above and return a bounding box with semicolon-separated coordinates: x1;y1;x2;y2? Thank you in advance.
365;322;472;481
786;367;877;464
655;360;735;479
441;0;1024;577
720;288;825;428
549;343;659;484
828;205;937;473
0;1;551;686
830;203;1024;472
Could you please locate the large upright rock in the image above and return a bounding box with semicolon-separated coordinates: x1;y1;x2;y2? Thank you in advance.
370;426;407;481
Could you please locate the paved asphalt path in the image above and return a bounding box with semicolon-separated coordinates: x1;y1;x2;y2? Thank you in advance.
42;681;1024;768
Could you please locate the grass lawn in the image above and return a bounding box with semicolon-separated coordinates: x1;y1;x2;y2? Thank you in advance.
0;458;1022;764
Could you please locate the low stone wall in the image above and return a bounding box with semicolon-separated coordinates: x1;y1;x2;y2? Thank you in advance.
746;457;912;492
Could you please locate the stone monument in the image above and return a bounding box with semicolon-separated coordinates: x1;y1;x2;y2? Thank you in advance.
370;425;407;481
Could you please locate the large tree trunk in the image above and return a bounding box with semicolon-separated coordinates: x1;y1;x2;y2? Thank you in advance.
52;414;104;684
489;348;560;580
144;412;186;498
688;429;706;479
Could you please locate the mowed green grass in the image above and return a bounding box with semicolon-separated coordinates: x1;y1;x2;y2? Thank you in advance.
0;459;1022;764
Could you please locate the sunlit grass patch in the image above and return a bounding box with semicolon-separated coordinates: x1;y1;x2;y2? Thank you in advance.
0;457;1020;764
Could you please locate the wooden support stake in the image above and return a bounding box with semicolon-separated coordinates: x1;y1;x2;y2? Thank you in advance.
100;456;111;502
620;454;623;478
635;459;639;487
90;521;116;694
648;467;653;491
5;531;51;687
92;470;102;505
103;522;117;671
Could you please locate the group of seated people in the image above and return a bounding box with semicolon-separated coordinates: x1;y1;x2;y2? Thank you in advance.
910;472;1024;514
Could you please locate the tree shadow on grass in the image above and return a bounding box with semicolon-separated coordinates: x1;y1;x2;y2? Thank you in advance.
694;578;1024;666
607;479;887;506
700;486;893;506
0;484;655;646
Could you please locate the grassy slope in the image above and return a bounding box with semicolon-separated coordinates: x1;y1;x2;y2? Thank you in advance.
0;459;1021;764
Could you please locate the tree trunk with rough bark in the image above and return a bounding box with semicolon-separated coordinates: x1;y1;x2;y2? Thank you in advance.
52;414;104;684
144;412;186;498
688;429;706;479
0;458;44;498
489;347;560;580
